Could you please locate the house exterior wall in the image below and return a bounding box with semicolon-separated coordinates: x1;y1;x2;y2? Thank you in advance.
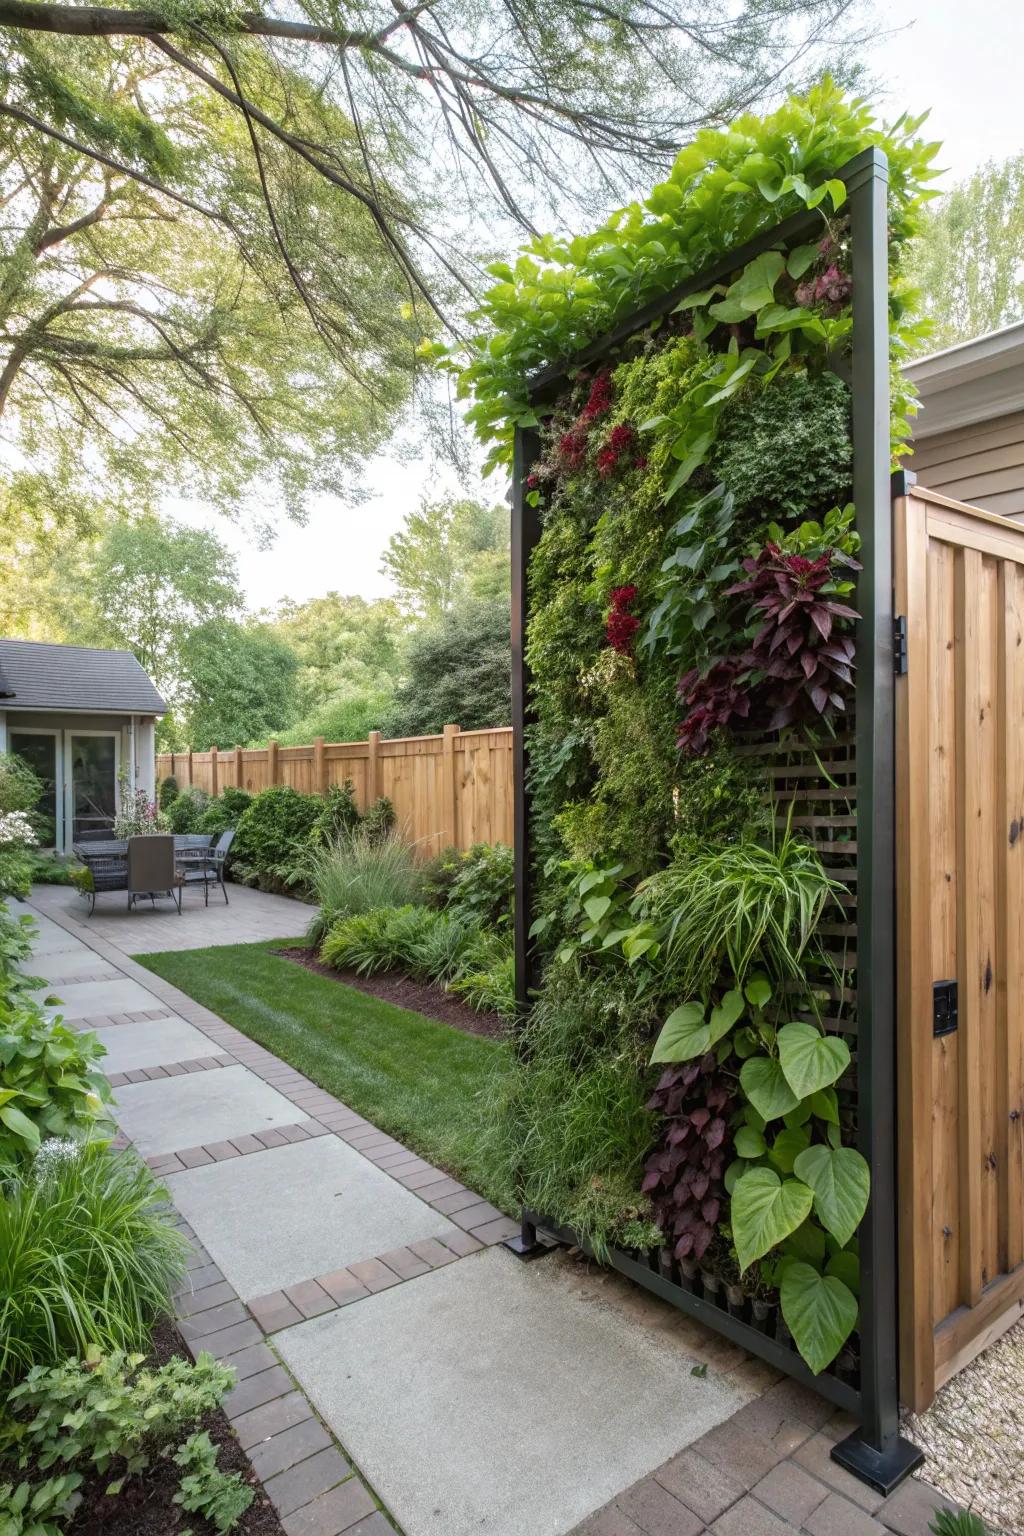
910;409;1024;521
3;711;159;850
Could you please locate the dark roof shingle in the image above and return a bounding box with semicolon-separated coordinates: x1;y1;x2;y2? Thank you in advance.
0;639;166;715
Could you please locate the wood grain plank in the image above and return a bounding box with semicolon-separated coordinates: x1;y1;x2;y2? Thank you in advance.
997;561;1024;1273
954;545;985;1308
895;492;936;1412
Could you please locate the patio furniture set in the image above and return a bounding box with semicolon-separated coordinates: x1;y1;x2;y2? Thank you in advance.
73;830;235;915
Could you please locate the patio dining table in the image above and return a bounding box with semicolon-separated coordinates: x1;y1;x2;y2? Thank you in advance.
73;837;217;907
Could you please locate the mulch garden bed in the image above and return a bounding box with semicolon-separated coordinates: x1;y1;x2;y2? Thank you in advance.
65;1318;284;1536
273;945;507;1041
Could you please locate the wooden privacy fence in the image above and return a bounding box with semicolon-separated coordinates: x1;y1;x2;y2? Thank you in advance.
896;482;1024;1411
157;725;513;857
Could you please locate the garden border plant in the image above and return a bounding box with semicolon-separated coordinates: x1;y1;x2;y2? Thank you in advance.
455;86;933;1496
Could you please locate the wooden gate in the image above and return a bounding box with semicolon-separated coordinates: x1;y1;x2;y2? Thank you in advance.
896;482;1024;1411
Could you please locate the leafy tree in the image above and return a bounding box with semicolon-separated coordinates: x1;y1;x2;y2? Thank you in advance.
0;1;874;336
0;37;417;528
908;156;1024;351
386;600;511;735
264;594;405;715
178;620;298;750
381;497;510;619
83;514;239;698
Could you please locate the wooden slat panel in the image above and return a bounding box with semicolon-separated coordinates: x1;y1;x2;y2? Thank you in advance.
929;538;960;1326
895;491;935;1412
997;561;1024;1273
954;545;986;1308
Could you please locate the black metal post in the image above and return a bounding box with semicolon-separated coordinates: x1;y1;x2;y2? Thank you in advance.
505;424;552;1260
830;148;923;1495
511;425;542;1016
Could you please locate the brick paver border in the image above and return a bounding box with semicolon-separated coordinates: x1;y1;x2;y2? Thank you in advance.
107;1052;237;1087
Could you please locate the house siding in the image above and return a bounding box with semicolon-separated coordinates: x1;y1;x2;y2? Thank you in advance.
911;409;1024;521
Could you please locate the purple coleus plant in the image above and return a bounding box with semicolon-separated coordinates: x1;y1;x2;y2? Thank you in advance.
642;1052;733;1263
726;543;861;729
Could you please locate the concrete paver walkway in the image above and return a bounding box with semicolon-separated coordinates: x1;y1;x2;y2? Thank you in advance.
21;887;963;1536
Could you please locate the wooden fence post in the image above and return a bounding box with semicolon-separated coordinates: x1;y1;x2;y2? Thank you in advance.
268;739;279;786
314;736;327;795
186;750;193;788
235;746;243;790
210;745;219;798
442;723;460;848
367;731;381;802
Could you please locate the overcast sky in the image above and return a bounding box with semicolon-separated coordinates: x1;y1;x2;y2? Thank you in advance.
183;0;1024;616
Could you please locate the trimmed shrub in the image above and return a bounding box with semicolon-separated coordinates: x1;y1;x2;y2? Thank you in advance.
231;785;321;890
197;786;253;837
309;782;361;847
164;788;209;835
447;843;514;929
157;775;179;810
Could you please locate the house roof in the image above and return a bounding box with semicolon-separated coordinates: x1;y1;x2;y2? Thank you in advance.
0;639;166;715
905;320;1024;439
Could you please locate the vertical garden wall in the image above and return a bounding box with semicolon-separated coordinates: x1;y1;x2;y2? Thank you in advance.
444;83;939;1489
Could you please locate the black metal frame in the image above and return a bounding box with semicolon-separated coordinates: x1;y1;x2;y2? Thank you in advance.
507;146;922;1493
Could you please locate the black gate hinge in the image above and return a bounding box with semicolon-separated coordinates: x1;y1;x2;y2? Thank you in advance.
893;614;908;675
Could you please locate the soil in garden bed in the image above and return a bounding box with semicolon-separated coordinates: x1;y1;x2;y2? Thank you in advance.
272;945;507;1041
64;1318;284;1536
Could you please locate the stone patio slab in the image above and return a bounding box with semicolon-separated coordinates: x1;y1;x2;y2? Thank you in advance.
276;1248;754;1536
39;975;163;1020
168;1135;461;1299
112;1065;301;1156
30;951;122;983
94;1015;219;1074
27;882;313;954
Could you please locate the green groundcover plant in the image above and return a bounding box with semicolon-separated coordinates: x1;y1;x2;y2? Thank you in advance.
441;82;937;1375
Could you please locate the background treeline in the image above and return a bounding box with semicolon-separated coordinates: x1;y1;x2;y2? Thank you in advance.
8;495;512;750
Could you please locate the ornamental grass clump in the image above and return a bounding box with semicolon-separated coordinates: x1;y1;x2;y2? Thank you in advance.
305;829;424;947
640;826;845;995
0;1144;188;1388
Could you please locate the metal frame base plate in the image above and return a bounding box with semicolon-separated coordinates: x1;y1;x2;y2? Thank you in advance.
502;1232;553;1261
830;1429;924;1496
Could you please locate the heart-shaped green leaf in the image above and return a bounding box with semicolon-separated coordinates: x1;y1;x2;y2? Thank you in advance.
793;1145;870;1248
731;1168;813;1273
650;1003;706;1064
710;989;744;1034
768;1126;811;1175
777;1023;850;1098
825;1249;861;1297
740;1057;799;1122
734;1126;766;1159
780;1262;858;1374
583;895;612;924
744;975;772;1009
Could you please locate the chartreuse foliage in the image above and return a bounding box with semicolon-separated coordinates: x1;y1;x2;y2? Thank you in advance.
438;80;940;473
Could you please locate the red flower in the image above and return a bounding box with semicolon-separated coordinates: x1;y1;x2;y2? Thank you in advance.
558;427;588;468
526;473;539;489
581;369;613;421
606;584;640;655
597;422;636;477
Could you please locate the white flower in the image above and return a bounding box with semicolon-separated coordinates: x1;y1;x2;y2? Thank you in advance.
0;810;37;847
33;1137;81;1183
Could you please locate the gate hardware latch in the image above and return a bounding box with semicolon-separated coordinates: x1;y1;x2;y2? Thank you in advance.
894;614;908;675
933;980;958;1037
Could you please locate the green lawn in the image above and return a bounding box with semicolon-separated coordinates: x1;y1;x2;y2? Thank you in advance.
134;940;514;1211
